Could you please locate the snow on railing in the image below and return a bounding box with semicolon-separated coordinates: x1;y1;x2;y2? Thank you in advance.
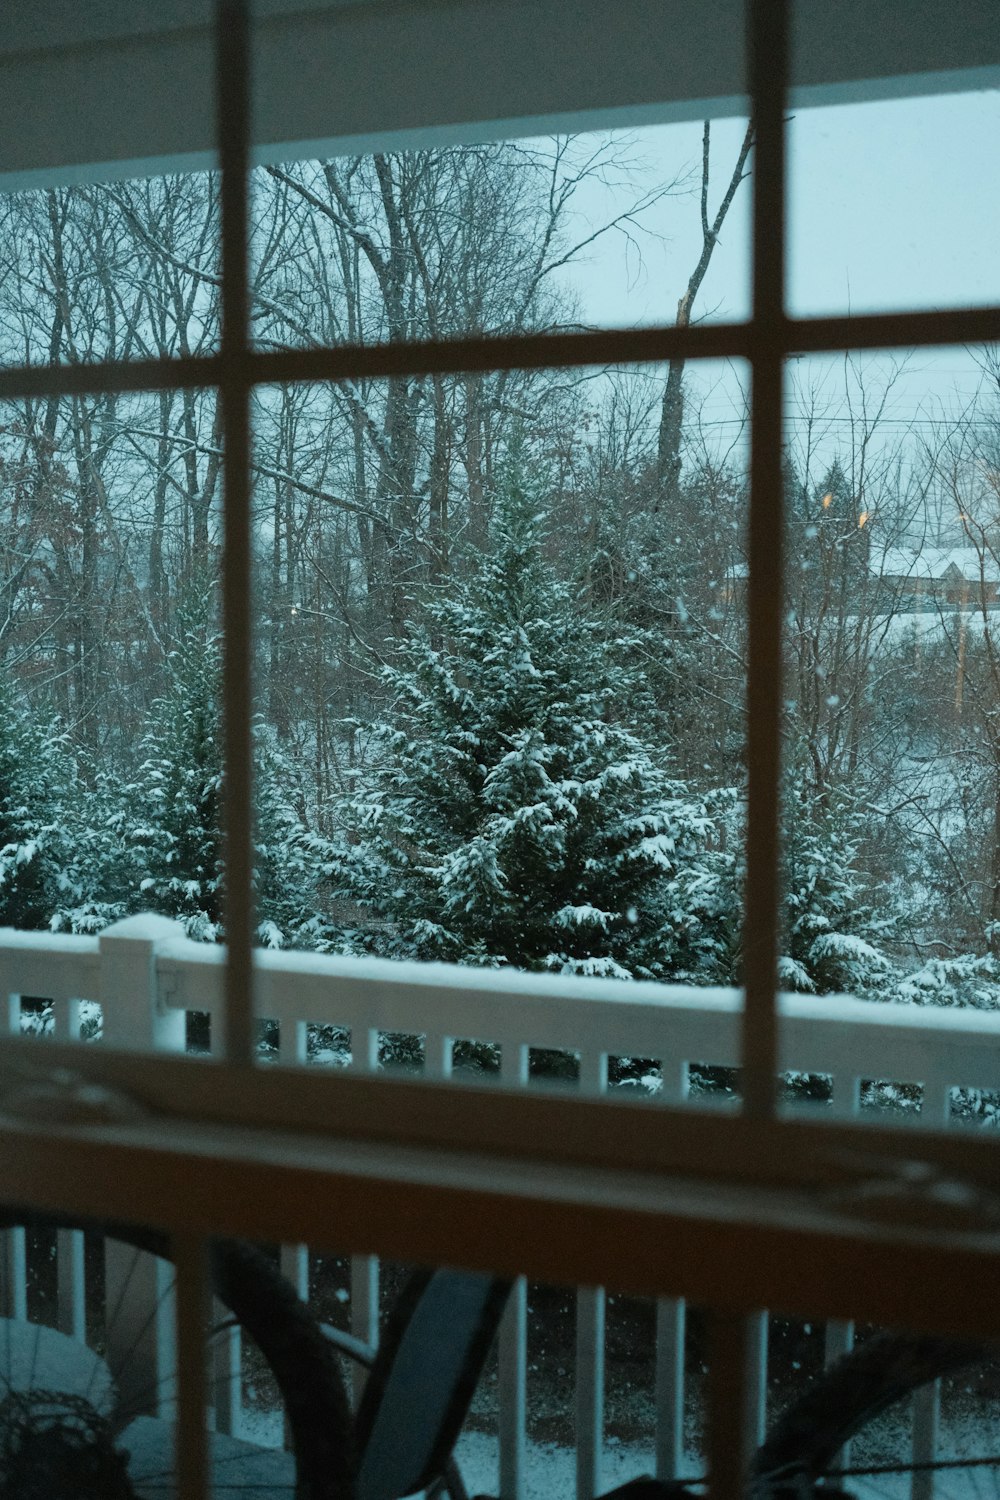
1;913;999;1499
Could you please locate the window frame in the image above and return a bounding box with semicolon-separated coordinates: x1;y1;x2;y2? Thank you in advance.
0;0;996;1124
2;3;1000;1493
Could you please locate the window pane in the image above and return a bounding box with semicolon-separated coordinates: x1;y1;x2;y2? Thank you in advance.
789;90;1000;316
0;386;222;1045
249;120;750;350
0;175;220;367
780;346;1000;1123
250;359;748;1075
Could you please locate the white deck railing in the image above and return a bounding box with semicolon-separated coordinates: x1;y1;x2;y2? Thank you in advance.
2;913;999;1499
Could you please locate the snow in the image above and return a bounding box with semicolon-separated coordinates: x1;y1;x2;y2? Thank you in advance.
810;932;894;970
555;904;613;930
871;544;1000;583
232;1396;1000;1500
451;1430;663;1500
879;608;996;645
236;1405;665;1499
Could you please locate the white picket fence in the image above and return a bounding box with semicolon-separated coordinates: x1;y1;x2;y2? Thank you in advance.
2;912;1000;1498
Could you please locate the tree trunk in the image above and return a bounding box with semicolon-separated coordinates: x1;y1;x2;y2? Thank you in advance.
656;121;753;510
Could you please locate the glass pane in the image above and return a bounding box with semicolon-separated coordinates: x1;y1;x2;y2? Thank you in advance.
0;175;220;367
0;386;221;1047
780;345;1000;1121
250;359;748;1084
250;119;750;349
789;90;1000;316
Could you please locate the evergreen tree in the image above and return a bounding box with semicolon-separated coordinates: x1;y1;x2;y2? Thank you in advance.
127;592;225;940
0;668;66;929
322;459;713;977
50;762;133;934
126;587;314;945
685;777;898;998
780;778;895;995
253;727;318;949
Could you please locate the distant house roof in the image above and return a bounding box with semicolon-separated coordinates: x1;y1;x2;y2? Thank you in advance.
872;545;1000;584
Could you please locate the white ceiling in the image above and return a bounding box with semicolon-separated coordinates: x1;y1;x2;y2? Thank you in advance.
3;0;999;188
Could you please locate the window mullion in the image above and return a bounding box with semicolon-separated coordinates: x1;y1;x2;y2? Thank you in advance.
743;0;789;1121
216;0;256;1071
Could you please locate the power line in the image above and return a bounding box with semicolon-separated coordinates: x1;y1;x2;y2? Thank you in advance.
693;415;1000;430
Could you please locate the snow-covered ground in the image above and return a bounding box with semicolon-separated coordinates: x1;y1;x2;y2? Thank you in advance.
880;609;997;648
451;1430;665;1499
238;1405;666;1498
237;1404;1000;1500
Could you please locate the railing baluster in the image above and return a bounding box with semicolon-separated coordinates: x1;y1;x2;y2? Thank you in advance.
0;1226;26;1321
1;995;27;1321
46;996;88;1341
927;1079;952;1127
910;1379;940;1500
350;1253;379;1402
424;1032;454;1081
744;1310;768;1454
905;1078;952;1489
279;1019;310;1294
355;1025;379;1071
499;1280;528;1500
829;1073;862;1120
280;1242;309;1299
576;1051;608;1500
499;1041;530;1500
577;1287;605;1500
50;995;82;1042
57;1228;86;1342
350;1023;381;1399
659;1056;688;1102
823;1069;860;1463
655;1298;686;1481
656;1056;688;1480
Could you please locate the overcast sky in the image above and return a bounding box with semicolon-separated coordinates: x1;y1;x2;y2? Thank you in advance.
557;89;1000;328
547;87;999;478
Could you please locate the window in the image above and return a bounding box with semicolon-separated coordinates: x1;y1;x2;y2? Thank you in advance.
2;4;1000;1498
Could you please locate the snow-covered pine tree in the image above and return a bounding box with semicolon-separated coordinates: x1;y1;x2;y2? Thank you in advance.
127;589;225;940
324;454;713;978
50;762;133;934
253;726;318;949
0;667;67;929
681;776;897;999
126;584;315;946
780;778;895;996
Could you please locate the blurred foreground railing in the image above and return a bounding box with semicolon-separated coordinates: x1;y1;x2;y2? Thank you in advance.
2;913;1000;1499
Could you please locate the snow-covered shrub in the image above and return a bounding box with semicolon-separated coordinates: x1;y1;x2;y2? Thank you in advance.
896;952;1000;1010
